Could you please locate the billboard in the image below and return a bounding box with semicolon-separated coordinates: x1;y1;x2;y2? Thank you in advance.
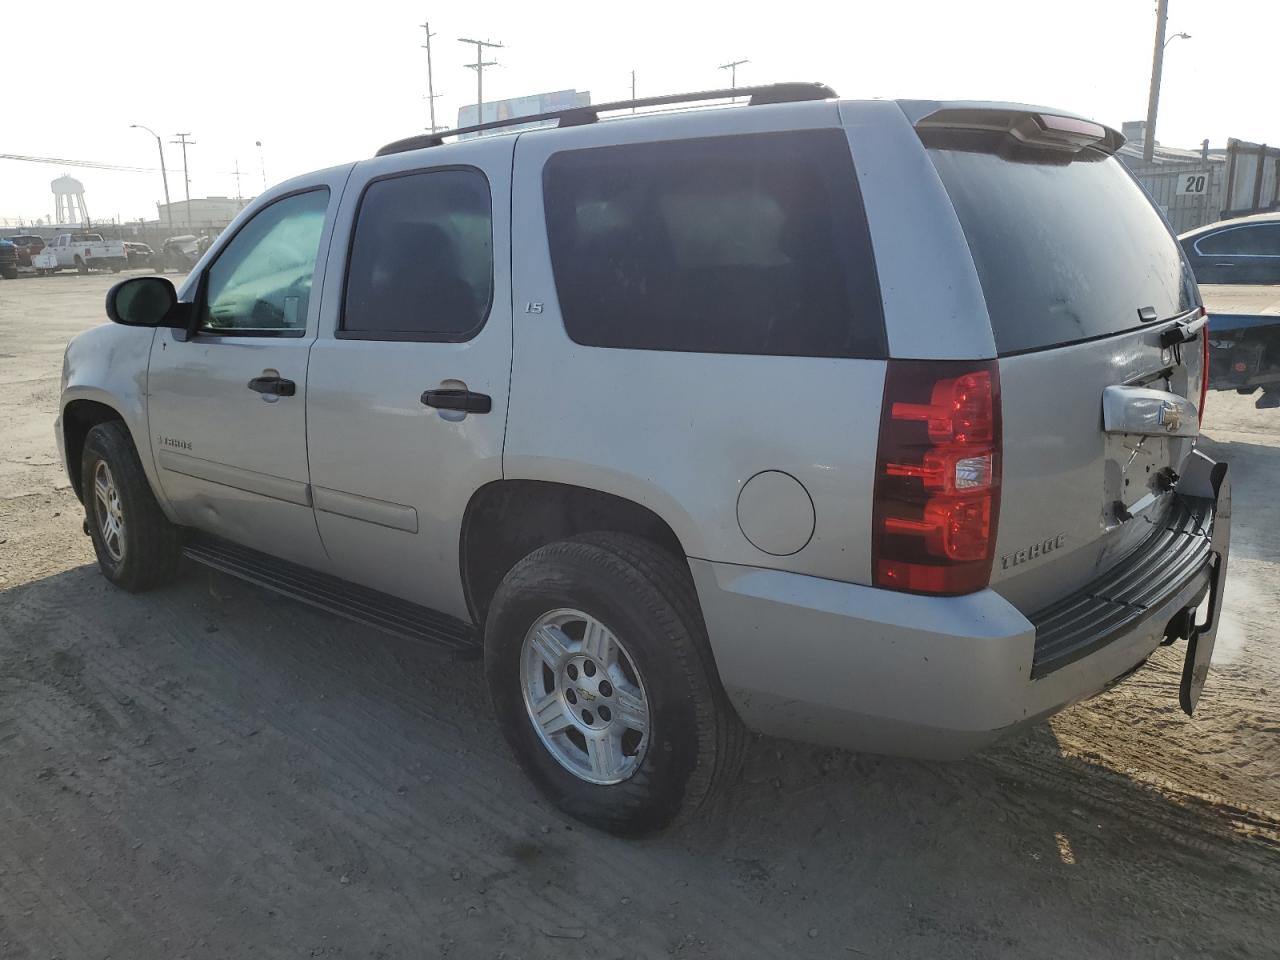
457;89;591;137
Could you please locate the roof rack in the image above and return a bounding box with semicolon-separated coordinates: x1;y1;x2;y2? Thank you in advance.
375;81;839;157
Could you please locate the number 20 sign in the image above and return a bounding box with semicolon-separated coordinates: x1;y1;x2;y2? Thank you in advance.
1176;172;1209;196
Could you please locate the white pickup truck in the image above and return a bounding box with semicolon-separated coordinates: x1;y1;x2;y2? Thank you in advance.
33;233;128;274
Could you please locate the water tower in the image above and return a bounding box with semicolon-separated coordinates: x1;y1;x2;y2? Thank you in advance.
51;175;90;226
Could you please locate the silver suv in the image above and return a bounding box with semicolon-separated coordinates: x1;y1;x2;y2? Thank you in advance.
58;84;1231;833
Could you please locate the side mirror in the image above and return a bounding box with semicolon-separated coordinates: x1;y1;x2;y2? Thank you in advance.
105;276;179;327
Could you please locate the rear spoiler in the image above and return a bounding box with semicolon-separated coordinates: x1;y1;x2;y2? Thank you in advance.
904;102;1125;158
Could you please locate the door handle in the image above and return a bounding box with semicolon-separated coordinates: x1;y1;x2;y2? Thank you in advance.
420;388;491;414
247;375;296;397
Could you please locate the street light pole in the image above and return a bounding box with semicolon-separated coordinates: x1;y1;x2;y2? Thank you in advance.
1143;0;1169;163
130;124;172;231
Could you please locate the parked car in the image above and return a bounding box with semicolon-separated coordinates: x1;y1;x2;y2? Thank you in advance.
123;241;154;268
1180;212;1280;284
152;235;201;273
36;232;128;273
7;234;46;268
57;86;1231;834
0;238;17;279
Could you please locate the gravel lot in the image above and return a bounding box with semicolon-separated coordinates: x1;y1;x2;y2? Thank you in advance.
1;272;1277;959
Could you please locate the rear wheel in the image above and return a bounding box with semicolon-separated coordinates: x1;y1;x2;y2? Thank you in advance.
81;421;183;592
485;533;745;834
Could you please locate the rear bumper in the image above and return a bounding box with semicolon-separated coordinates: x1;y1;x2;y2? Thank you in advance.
691;455;1230;759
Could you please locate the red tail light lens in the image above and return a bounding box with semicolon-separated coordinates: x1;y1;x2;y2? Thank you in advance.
873;360;1002;595
1199;307;1209;426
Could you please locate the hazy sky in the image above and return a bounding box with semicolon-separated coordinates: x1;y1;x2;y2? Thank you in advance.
3;0;1273;224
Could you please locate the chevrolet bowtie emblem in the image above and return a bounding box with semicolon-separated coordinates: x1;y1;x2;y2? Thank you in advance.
1157;401;1182;433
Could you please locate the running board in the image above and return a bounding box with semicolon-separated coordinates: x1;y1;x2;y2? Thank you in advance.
182;534;480;657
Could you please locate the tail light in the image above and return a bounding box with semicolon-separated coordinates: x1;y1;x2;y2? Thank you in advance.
1199;306;1209;426
873;360;1002;595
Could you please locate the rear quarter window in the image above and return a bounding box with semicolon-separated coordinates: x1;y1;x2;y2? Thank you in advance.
925;134;1198;355
542;129;885;359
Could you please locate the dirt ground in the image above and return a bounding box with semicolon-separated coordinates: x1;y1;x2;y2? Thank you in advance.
1;272;1277;960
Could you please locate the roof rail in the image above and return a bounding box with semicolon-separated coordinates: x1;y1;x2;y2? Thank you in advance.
374;81;839;157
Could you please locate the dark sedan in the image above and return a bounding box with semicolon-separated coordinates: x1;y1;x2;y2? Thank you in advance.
1180;213;1280;284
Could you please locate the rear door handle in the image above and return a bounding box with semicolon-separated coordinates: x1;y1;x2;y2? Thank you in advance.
247;375;296;397
420;388;492;414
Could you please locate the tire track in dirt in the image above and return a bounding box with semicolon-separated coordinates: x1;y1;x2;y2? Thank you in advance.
1;564;798;958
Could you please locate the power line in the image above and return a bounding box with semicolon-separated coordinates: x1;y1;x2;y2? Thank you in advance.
0;152;157;173
0;152;236;177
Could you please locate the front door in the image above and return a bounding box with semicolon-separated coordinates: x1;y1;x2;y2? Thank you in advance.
305;139;514;620
147;173;348;568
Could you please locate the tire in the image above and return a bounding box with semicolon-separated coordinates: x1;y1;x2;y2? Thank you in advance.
74;256;87;274
485;532;745;834
81;421;183;592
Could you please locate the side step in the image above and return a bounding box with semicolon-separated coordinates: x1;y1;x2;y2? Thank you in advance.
182;534;480;657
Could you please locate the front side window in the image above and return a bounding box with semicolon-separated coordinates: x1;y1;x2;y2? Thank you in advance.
1197;223;1280;256
542;130;885;358
199;189;329;335
342;168;493;341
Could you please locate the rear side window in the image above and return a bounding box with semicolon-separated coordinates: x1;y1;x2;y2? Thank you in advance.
343;168;493;341
542;130;885;358
925;134;1198;355
1195;223;1280;256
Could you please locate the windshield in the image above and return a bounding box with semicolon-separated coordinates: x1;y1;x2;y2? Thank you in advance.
926;135;1199;354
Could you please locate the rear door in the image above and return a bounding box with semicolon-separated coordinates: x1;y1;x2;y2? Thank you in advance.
506;104;890;584
305;138;513;620
918;114;1207;612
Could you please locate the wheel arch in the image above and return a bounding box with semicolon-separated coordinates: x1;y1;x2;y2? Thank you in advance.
62;397;129;501
460;480;688;627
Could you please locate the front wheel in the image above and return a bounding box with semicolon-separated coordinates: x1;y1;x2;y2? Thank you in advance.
81;421;183;592
485;533;745;834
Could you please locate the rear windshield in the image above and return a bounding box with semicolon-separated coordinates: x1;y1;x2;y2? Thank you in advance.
925;134;1198;355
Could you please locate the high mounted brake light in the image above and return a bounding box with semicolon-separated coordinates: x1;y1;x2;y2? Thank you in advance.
873;360;1002;595
914;108;1123;157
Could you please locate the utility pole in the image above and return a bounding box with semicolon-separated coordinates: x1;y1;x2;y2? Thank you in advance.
130;124;172;231
255;140;266;191
233;160;242;200
1143;0;1168;163
421;20;441;133
631;69;636;111
459;36;503;122
719;58;749;89
171;133;195;227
